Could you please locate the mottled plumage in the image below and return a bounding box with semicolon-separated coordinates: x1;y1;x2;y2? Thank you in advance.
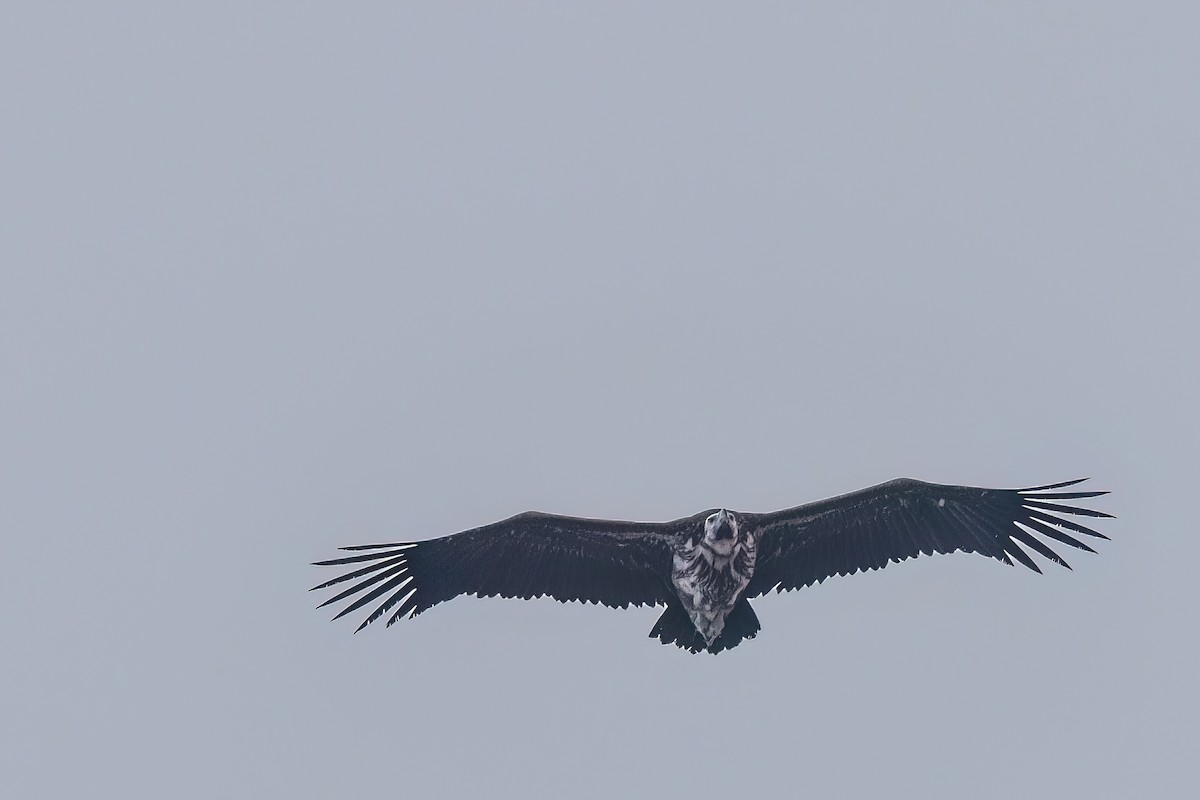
311;477;1111;654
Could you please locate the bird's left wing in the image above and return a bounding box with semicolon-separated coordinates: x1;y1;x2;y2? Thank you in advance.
311;512;681;631
743;478;1111;597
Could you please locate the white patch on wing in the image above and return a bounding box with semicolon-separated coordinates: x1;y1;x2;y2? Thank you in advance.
938;498;946;507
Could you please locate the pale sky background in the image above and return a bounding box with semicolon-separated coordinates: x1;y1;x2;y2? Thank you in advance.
3;4;1197;798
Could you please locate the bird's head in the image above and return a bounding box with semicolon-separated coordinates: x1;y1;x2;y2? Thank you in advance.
703;509;740;555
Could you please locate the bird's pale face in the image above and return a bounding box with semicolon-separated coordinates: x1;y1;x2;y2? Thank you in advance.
703;509;740;556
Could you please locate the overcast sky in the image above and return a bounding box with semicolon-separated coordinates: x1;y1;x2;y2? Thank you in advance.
3;4;1197;798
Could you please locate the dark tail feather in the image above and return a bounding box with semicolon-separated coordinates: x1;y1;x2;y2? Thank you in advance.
649;602;705;653
649;599;761;655
716;599;761;652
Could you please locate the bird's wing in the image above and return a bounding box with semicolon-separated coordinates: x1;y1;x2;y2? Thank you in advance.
743;478;1111;597
311;512;682;631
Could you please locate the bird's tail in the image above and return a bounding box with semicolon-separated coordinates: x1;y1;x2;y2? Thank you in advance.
649;598;760;655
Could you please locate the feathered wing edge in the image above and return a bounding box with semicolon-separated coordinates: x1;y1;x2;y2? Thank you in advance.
310;543;421;632
746;478;1112;597
969;477;1113;572
310;512;679;632
977;477;1112;570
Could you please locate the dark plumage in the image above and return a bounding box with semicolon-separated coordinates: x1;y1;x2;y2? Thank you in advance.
311;477;1111;654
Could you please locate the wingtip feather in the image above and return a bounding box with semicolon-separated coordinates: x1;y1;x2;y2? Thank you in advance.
339;542;414;551
1018;478;1089;492
1022;499;1114;519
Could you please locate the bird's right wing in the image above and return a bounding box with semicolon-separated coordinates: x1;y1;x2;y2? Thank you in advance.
311;512;683;631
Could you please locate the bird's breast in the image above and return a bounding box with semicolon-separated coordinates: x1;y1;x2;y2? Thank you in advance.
671;536;757;644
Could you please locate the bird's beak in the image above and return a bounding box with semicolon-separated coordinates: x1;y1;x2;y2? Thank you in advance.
711;509;735;541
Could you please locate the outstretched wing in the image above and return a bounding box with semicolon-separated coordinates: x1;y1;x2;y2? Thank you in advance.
311;512;680;631
744;478;1111;597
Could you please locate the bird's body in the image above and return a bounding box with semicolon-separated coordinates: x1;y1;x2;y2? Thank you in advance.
670;509;757;643
312;477;1111;654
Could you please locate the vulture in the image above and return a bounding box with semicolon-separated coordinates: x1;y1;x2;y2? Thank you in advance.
311;477;1111;654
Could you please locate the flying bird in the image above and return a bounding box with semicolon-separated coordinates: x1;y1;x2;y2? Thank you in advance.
311;477;1111;654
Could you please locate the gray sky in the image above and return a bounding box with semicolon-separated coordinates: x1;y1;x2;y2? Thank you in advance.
3;4;1196;798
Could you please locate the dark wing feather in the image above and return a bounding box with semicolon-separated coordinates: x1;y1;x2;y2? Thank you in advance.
744;478;1111;597
311;512;679;631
